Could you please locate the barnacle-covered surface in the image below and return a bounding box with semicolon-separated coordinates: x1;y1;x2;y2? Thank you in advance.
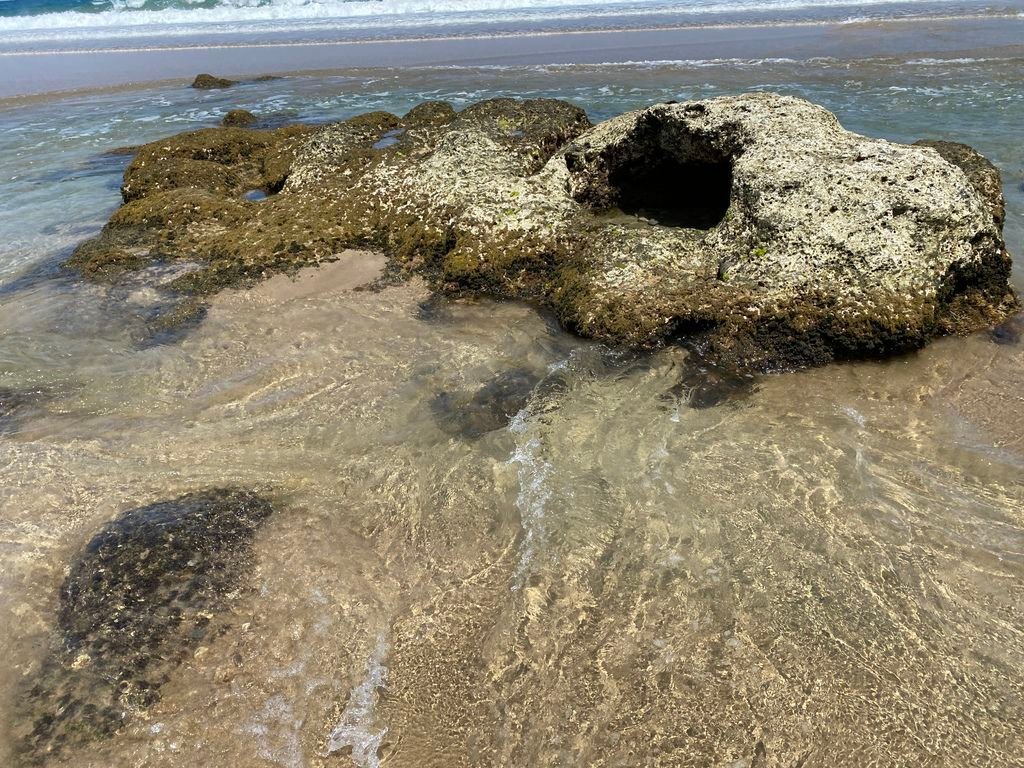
68;93;1016;371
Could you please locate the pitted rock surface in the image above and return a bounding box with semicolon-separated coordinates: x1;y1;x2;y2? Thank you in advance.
68;93;1017;371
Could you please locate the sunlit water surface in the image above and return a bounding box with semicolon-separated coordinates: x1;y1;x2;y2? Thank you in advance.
0;57;1022;767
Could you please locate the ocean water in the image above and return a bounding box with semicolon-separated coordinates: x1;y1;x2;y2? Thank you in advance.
0;0;1022;50
1;16;1023;768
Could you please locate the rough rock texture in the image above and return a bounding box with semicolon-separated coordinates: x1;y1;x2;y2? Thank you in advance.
68;93;1018;371
191;73;236;90
914;139;1006;228
14;489;273;763
221;108;257;128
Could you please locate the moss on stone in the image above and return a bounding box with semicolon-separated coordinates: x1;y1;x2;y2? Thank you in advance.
15;489;274;764
222;109;257;128
191;73;236;89
65;94;1018;370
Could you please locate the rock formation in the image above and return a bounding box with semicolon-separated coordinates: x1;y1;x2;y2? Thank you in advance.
68;93;1018;371
191;73;236;90
221;108;257;128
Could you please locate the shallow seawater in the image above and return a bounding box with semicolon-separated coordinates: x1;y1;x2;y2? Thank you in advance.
1;57;1023;766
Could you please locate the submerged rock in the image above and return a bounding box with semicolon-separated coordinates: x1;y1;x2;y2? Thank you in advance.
222;108;258;128
666;356;758;409
191;73;236;90
990;314;1023;345
0;388;45;434
431;369;541;438
68;94;1018;370
15;489;273;762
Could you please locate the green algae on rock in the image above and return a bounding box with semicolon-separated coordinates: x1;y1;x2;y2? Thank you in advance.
67;93;1018;371
14;489;273;764
221;108;258;128
191;73;236;90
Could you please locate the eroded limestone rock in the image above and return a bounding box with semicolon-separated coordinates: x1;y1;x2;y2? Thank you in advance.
68;93;1018;371
14;489;273;763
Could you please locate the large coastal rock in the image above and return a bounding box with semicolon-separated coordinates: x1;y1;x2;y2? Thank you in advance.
69;93;1017;370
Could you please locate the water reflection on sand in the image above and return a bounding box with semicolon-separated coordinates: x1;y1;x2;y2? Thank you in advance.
0;246;1021;766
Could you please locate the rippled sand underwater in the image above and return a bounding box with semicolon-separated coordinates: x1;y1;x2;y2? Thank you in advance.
1;248;1021;766
1;59;1023;767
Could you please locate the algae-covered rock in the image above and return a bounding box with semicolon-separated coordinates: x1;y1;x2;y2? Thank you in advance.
222;108;257;128
14;489;273;763
68;93;1018;370
191;73;236;90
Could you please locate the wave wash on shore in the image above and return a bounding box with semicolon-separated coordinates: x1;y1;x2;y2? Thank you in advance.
1;0;1019;47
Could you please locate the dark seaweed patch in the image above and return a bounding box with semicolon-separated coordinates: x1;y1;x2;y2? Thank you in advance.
14;488;273;763
0;388;47;434
431;369;542;439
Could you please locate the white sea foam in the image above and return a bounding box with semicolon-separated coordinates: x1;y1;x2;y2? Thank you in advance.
325;633;390;767
0;0;982;44
508;406;553;589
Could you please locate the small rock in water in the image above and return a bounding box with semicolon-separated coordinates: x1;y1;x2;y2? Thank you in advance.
15;488;273;762
415;293;454;322
0;388;45;434
191;73;236;90
222;109;257;128
990;314;1022;345
665;358;757;409
431;369;541;438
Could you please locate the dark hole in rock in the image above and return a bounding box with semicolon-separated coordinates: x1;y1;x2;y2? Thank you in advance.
610;154;732;229
243;189;267;202
15;488;273;762
431;369;541;439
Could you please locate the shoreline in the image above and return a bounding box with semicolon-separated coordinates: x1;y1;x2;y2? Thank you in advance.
2;13;1022;100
